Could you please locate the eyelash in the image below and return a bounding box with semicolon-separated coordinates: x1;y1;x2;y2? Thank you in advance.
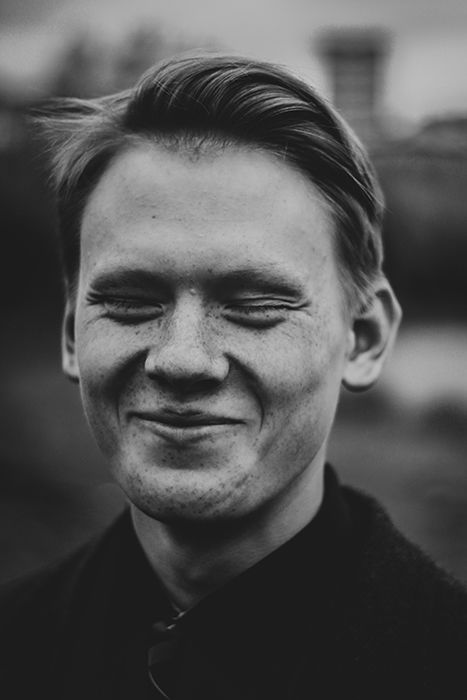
227;303;289;314
104;299;156;311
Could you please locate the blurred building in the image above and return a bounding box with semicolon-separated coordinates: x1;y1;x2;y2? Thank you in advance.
318;29;389;146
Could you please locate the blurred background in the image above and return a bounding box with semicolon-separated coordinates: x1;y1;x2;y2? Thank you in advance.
1;0;467;584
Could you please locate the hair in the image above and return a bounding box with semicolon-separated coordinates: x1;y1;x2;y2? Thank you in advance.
36;51;385;310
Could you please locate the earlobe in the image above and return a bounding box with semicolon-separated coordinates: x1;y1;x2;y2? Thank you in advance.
342;279;401;392
62;300;80;383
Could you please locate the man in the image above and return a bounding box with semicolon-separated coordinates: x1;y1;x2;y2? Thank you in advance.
1;52;466;699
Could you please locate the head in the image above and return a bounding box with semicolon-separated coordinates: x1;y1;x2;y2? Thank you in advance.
38;52;400;525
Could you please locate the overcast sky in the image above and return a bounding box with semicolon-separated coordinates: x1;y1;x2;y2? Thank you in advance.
1;0;467;125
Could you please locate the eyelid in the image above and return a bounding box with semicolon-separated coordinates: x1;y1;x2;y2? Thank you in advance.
87;291;160;305
226;297;295;308
104;298;158;309
87;294;164;321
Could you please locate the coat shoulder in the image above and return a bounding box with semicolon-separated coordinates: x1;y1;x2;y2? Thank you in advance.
344;484;467;608
341;484;467;692
0;512;128;667
0;537;96;652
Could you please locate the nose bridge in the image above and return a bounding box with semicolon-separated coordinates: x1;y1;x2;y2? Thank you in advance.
166;295;210;355
144;293;226;384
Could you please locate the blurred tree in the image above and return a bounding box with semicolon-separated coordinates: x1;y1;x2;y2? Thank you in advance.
375;117;467;319
0;96;60;311
53;35;107;98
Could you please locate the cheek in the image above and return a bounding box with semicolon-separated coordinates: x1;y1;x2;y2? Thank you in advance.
76;317;141;379
250;312;347;409
74;325;142;459
253;316;347;465
74;320;141;419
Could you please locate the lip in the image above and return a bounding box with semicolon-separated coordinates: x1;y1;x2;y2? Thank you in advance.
130;410;243;442
135;410;242;427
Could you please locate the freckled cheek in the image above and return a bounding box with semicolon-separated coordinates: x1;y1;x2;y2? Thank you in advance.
262;323;337;384
252;328;345;421
76;325;145;403
233;335;320;422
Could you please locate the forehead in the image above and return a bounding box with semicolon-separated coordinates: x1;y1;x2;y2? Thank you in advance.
80;142;340;291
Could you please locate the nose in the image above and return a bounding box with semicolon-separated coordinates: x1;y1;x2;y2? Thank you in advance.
144;298;229;393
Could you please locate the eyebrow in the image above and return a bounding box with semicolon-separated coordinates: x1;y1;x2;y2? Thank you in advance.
88;268;172;293
208;268;305;297
88;265;305;298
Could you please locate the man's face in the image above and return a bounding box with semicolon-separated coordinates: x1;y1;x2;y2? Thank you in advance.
67;142;354;522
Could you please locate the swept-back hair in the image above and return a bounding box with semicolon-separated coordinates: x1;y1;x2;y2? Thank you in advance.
36;51;384;309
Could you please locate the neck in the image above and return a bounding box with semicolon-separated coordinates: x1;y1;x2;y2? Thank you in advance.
131;463;325;611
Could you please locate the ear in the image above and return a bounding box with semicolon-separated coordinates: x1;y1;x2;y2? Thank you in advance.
62;298;80;383
342;279;401;392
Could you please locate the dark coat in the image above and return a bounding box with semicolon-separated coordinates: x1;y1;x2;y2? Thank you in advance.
1;467;467;699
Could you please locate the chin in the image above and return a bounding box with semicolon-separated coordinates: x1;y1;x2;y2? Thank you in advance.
116;460;257;524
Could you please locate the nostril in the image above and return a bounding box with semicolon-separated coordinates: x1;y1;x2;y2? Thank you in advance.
144;346;229;389
145;369;228;399
145;373;218;398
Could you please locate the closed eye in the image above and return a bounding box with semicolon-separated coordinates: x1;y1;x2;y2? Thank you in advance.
88;294;164;322
224;300;293;327
230;303;290;313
